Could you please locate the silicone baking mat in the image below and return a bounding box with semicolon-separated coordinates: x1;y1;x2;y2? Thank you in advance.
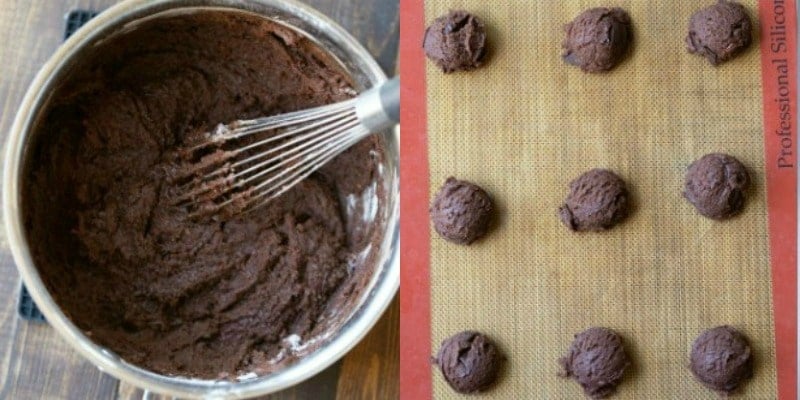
400;0;797;398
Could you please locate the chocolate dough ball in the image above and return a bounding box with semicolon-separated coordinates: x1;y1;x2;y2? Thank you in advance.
430;177;493;245
686;1;752;65
559;327;630;399
559;169;629;231
562;7;632;73
433;331;503;393
690;326;753;395
683;153;749;219
423;10;487;73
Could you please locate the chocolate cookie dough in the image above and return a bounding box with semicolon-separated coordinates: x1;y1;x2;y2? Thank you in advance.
23;12;383;378
423;10;487;73
433;331;503;393
690;326;754;395
559;327;630;399
686;1;752;65
430;177;493;245
559;169;629;231
683;153;750;219
562;7;632;73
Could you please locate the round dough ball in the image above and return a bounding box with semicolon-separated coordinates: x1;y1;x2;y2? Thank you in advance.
559;169;629;231
559;327;630;399
562;7;632;73
690;326;753;395
434;331;503;393
430;177;493;244
683;153;749;219
423;10;487;73
686;1;752;65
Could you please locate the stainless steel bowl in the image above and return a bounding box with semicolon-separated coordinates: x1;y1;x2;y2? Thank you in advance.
3;0;399;398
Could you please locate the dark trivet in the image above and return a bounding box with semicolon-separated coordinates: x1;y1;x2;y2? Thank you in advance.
18;9;97;322
18;285;46;322
65;10;98;39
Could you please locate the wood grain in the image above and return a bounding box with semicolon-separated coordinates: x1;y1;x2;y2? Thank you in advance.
335;298;399;400
0;0;398;399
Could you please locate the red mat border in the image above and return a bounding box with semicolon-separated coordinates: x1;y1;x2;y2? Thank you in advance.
758;1;798;399
399;0;431;398
400;1;798;398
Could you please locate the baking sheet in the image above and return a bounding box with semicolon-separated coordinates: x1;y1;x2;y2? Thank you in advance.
424;1;777;398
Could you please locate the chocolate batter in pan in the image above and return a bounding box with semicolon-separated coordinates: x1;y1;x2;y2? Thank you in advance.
23;12;383;378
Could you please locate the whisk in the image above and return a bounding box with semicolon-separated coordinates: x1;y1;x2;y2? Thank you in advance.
172;76;399;217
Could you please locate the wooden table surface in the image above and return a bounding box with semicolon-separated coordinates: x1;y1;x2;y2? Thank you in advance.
0;1;398;399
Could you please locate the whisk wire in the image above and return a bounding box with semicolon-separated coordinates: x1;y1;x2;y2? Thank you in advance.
223;118;360;191
175;76;398;217
232;112;358;166
174;112;358;204
241;128;369;214
201;126;366;217
229;99;356;139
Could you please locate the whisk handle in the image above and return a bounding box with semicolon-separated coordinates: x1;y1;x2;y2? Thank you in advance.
379;76;400;123
355;76;400;132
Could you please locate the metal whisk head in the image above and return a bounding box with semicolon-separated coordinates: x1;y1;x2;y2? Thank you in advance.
171;77;398;217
